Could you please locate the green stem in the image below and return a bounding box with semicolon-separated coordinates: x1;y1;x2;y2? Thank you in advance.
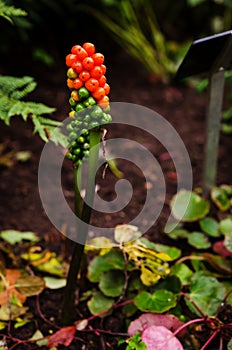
61;129;101;326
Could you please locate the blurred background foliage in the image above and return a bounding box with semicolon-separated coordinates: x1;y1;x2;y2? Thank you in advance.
0;0;231;80
0;0;232;81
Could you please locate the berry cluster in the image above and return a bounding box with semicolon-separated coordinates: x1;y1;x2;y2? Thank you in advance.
65;42;112;166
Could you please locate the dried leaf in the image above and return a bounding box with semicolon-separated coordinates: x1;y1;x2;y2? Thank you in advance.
48;326;76;348
15;275;45;296
0;269;26;305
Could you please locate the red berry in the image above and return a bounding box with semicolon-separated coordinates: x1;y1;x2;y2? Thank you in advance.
83;42;95;56
99;75;107;87
85;78;99;92
66;54;78;67
79;70;91;82
73;78;83;89
90;65;103;79
71;61;83;73
82;57;95;70
92;53;104;65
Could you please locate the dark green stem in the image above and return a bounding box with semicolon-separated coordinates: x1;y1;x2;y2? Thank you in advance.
61;129;101;325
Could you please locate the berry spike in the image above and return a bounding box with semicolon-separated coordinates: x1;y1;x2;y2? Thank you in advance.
65;42;112;166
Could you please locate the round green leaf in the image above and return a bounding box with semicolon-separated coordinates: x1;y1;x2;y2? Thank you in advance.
186;272;226;316
167;229;189;240
99;270;125;297
188;232;211;249
199;217;219;237
88;249;125;282
135;290;176;313
219;217;232;235
171;190;210;222
87;292;114;316
211;187;231;211
171;263;193;286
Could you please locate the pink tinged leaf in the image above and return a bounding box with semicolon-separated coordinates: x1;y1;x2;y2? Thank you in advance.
213;241;232;258
142;325;184;350
128;313;186;337
48;326;76;348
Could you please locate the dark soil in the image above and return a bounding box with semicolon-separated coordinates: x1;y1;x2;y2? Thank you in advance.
0;46;232;349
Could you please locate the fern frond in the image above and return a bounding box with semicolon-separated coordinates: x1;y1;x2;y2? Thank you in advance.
0;0;27;23
0;74;67;146
0;75;36;99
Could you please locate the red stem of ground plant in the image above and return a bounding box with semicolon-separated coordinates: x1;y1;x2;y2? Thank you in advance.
172;318;205;337
200;329;220;350
181;292;207;318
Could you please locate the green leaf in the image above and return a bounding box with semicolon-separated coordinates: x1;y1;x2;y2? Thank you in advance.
219;218;232;235
171;190;210;222
185;272;226;316
30;330;48;347
99;270;125;297
151;243;181;261
134;290;176;313
36;256;66;277
187;232;211;249
171;263;193;285
88;249;125;282
87;292;114;316
167;229;189;240
228;338;232;350
15;276;45;296
211;187;231;211
0;304;28;321
0;230;39;244
0;0;27;23
199;217;219;237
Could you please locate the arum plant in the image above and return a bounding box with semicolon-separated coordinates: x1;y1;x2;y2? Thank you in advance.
60;42;112;325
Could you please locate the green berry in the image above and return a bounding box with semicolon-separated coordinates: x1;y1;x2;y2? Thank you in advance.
78;87;89;100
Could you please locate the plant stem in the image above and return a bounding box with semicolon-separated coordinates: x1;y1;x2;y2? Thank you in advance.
200;330;220;350
61;129;101;326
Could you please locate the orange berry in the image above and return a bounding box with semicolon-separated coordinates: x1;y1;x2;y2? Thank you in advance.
103;83;110;95
71;90;80;101
85;78;99;92
100;64;106;75
98;95;109;109
90;65;103;79
99;75;107;87
83;42;95;56
79;70;91;82
92;87;105;100
73;78;83;89
92;53;104;65
67;78;74;89
82;57;95;70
